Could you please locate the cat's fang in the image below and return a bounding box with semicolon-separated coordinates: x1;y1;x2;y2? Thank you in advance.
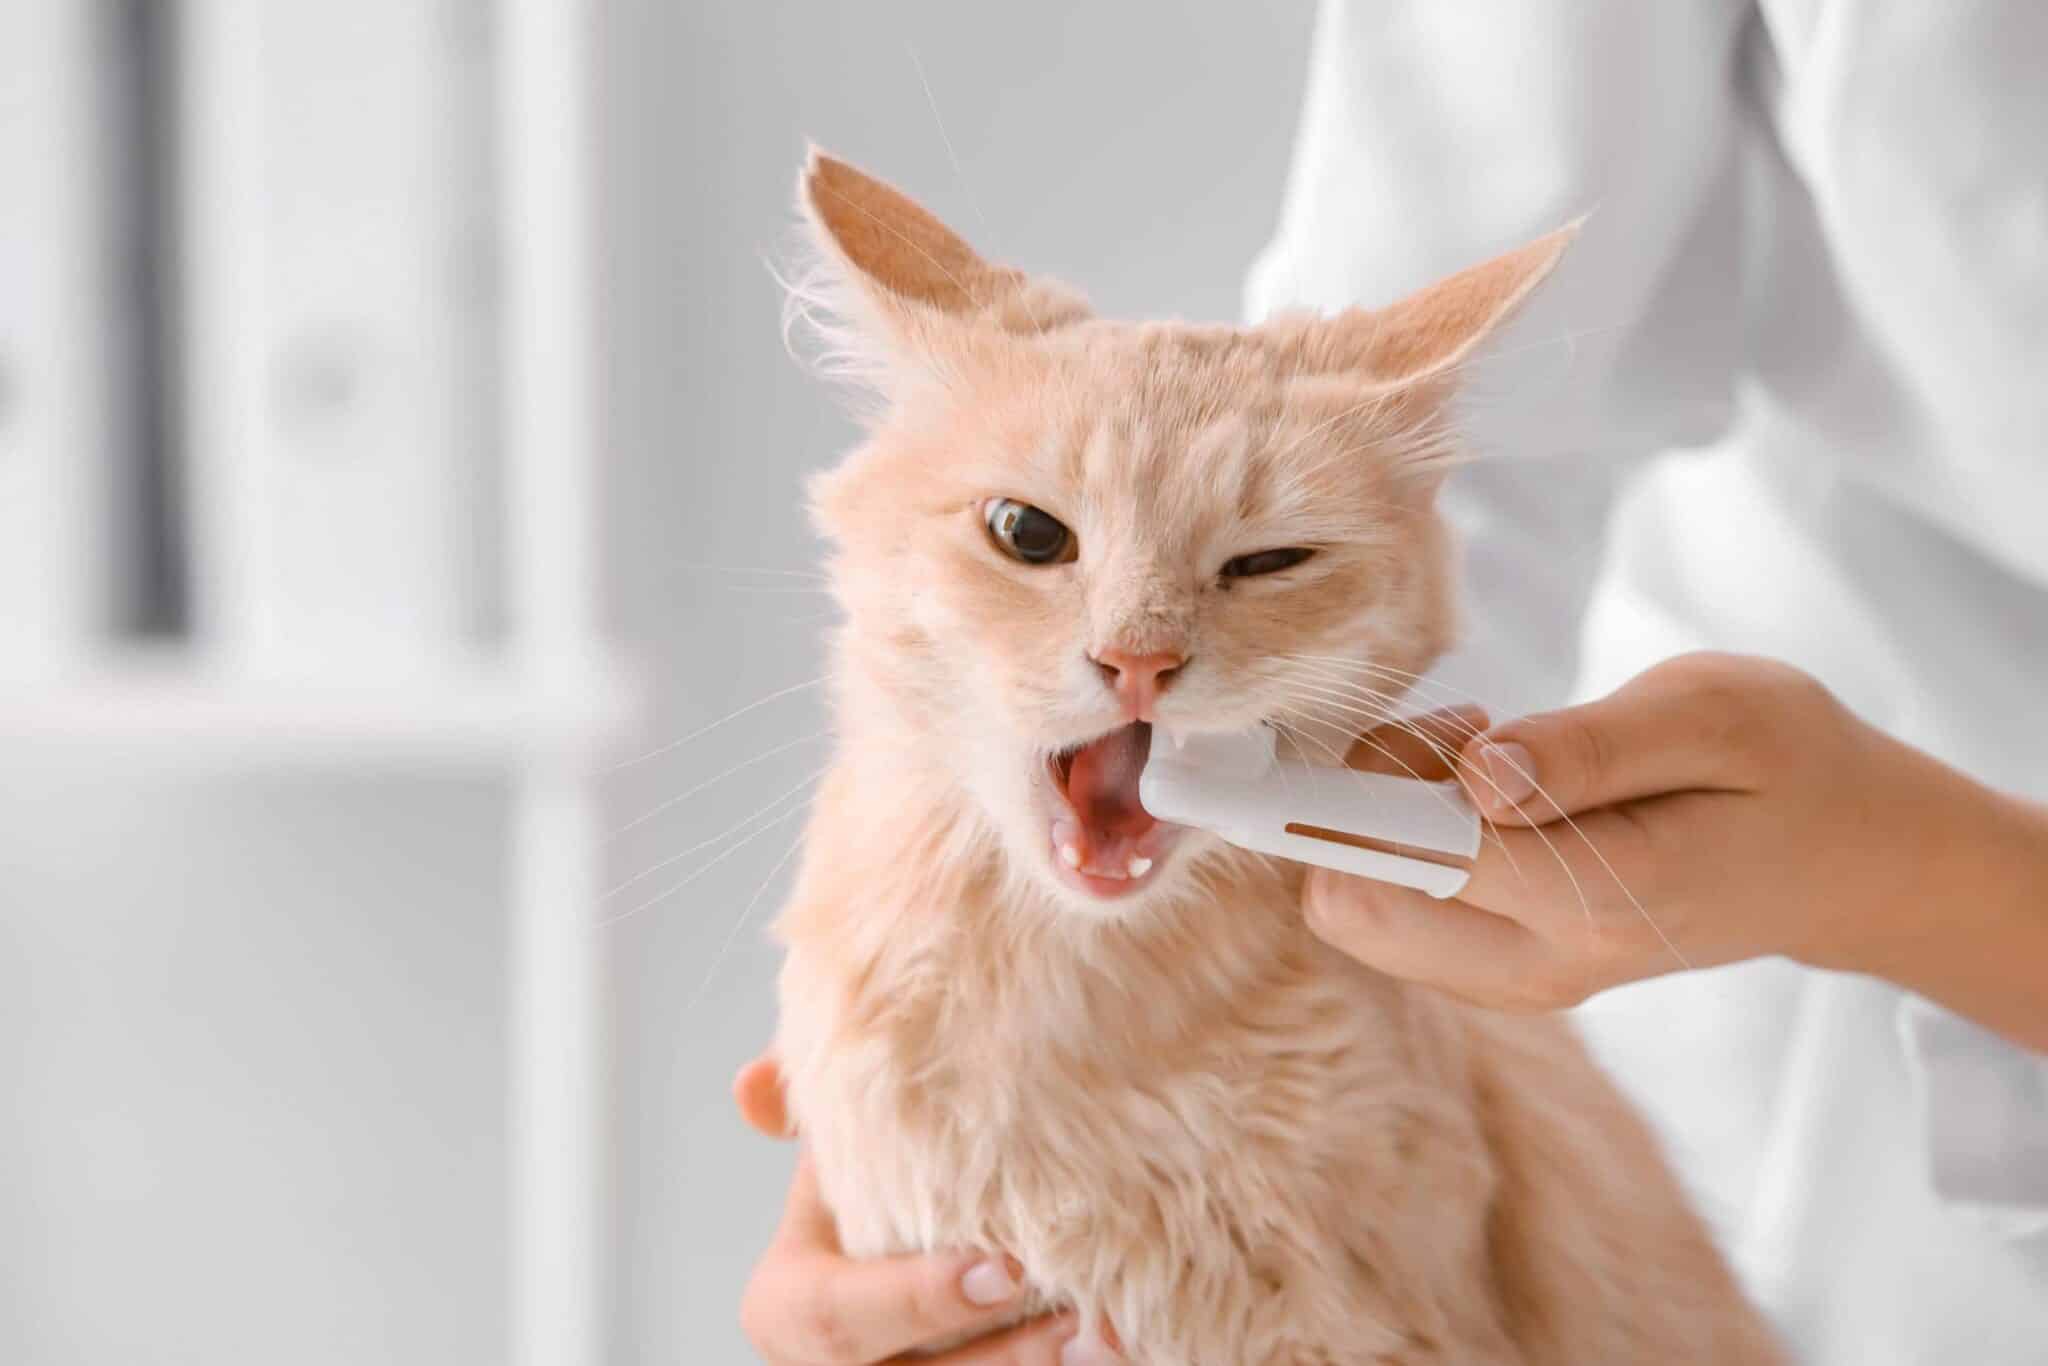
1059;843;1083;868
1128;856;1153;877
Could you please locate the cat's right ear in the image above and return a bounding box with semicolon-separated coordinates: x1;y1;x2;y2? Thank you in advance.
788;149;1088;396
1288;222;1581;391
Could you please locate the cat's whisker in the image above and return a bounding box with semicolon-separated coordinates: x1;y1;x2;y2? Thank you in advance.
1261;716;1474;876
1277;656;1688;965
670;561;831;581
696;584;835;596
1281;661;1500;736
1317;702;1526;873
1267;706;1508;864
902;41;1084;430
606;728;835;843
684;822;811;1007
1276;657;1495;742
1269;692;1518;873
1274;657;1478;739
1273;660;1565;874
597;798;815;931
1275;655;1508;745
1277;666;1569;886
601;767;825;901
1278;679;1580;910
1269;719;1308;807
1284;653;1442;685
1273;722;1315;786
1277;656;1554;798
1434;321;1625;386
1373;322;1627;458
608;676;827;773
1290;655;1571;792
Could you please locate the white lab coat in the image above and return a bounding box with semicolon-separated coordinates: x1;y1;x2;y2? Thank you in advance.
1248;3;2048;1360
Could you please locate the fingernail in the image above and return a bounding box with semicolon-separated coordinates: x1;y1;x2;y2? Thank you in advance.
960;1257;1020;1306
1303;868;1382;940
1480;741;1536;808
1061;1333;1120;1365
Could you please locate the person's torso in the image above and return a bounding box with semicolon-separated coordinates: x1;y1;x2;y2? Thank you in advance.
1573;12;2048;1362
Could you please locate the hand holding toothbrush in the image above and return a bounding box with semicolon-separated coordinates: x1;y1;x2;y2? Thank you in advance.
1305;652;2048;1052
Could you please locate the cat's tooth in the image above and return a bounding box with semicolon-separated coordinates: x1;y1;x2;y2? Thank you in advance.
1127;856;1153;878
1059;842;1082;869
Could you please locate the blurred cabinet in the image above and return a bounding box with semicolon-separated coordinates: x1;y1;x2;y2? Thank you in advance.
0;1;120;672
0;4;625;1365
180;0;497;668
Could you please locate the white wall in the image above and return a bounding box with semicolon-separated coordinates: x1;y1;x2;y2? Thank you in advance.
0;762;509;1364
597;4;1315;1360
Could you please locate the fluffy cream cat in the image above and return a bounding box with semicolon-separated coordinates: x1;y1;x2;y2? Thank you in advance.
770;151;1781;1365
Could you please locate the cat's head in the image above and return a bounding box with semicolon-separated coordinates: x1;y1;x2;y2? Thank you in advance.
791;151;1569;916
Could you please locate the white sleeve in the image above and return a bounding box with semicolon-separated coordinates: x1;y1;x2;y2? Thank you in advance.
1899;997;2048;1237
1247;0;1753;719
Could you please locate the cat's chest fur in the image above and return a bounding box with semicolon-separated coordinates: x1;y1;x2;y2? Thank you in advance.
775;850;1516;1364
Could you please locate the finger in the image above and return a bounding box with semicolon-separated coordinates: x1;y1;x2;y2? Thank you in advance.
1456;804;1660;930
1457;677;1756;826
778;1148;839;1246
1301;867;1556;1005
759;1247;1031;1364
757;1154;1032;1363
899;1312;1083;1365
1461;791;1749;978
734;1053;792;1138
1344;704;1491;781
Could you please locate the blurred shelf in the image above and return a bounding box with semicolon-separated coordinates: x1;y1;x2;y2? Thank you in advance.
0;648;637;770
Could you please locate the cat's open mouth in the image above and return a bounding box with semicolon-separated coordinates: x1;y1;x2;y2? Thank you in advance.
1044;721;1182;899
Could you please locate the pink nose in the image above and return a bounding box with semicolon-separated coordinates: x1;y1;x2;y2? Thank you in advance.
1091;648;1187;719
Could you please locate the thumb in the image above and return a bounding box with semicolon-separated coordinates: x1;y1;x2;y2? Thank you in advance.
732;1053;793;1138
1458;675;1750;826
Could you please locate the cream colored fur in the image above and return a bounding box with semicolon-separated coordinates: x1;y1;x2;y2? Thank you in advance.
771;153;1781;1364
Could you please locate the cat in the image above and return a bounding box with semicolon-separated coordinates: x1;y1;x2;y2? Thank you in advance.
767;150;1782;1364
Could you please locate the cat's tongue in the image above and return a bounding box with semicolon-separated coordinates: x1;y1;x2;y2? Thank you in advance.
1064;722;1154;836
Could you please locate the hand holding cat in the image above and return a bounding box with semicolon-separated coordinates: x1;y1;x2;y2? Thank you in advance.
732;1058;1113;1365
1306;652;2048;1050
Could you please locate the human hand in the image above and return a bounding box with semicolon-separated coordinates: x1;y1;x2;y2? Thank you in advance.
734;1057;1107;1364
1304;653;2048;1047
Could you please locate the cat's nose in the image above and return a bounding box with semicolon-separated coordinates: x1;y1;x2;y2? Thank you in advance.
1090;648;1187;721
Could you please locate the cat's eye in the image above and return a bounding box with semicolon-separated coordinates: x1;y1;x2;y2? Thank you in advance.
984;498;1076;565
1221;547;1315;578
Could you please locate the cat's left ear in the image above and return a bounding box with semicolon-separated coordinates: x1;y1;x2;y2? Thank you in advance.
1295;221;1581;388
792;149;1089;392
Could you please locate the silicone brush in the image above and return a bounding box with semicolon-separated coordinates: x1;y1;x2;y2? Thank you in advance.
1138;727;1481;898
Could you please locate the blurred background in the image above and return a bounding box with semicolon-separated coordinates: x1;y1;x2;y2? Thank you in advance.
0;3;1316;1361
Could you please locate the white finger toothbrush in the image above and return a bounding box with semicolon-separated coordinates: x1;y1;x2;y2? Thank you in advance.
1138;727;1481;898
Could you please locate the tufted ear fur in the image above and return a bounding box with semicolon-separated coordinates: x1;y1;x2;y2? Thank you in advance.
789;150;1090;395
